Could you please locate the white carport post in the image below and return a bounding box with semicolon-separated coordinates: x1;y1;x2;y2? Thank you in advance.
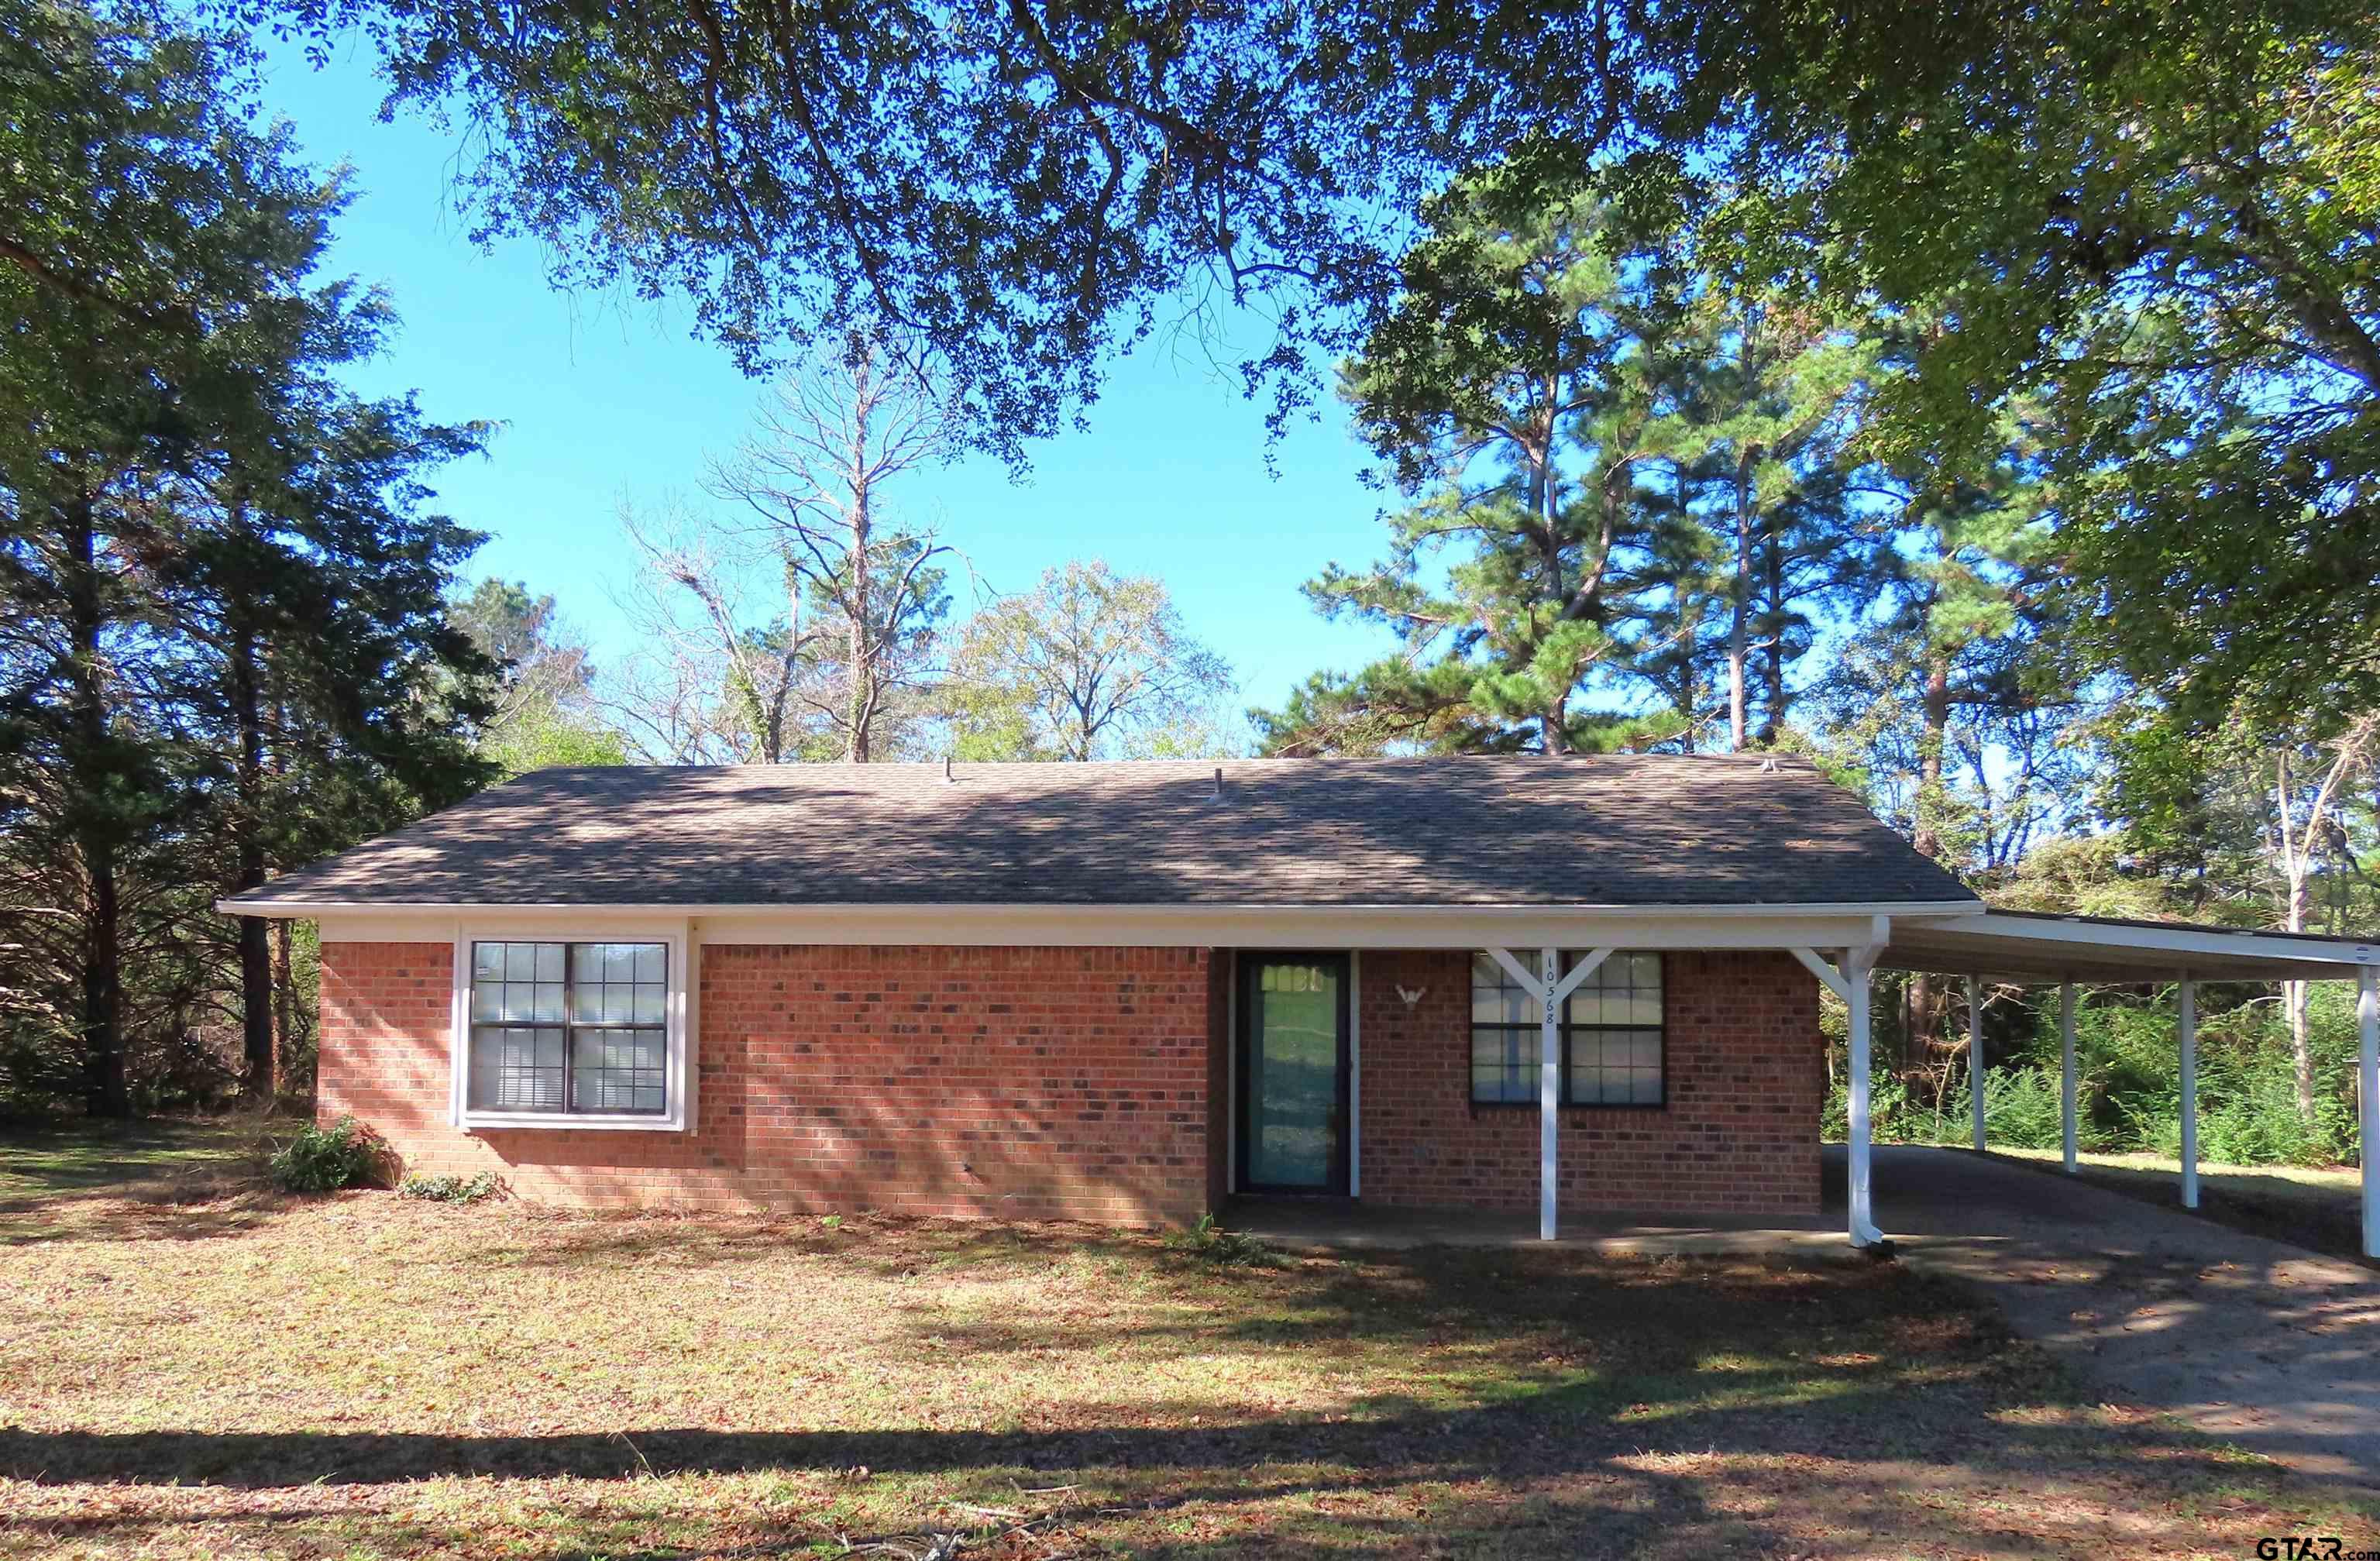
2058;981;2079;1174
1541;946;1560;1241
1486;945;1613;1241
1791;944;1886;1248
1966;975;1986;1153
2359;967;2378;1260
2178;975;2199;1210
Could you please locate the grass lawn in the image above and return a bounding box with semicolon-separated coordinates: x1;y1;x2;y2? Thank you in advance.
3;1119;2371;1559
1986;1144;2370;1267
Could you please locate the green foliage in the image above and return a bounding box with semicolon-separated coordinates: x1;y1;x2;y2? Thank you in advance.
452;577;628;778
1266;183;1684;755
239;0;2373;767
1831;984;2370;1169
259;0;1670;460
1716;3;2380;733
1257;162;1892;758
0;1013;83;1123
268;1116;386;1193
0;0;494;1116
398;1170;504;1203
1983;835;2193;921
480;705;631;779
946;560;1237;761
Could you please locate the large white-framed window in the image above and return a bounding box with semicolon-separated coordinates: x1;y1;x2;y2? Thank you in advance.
1470;950;1666;1108
449;922;694;1132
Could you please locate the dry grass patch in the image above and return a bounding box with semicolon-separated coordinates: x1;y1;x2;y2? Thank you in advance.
1;1119;2371;1558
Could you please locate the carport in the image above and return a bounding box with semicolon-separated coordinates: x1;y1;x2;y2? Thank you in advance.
1818;909;2380;1256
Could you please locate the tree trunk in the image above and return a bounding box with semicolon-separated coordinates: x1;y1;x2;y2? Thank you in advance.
1904;649;1952;1072
80;852;126;1117
1759;521;1787;744
64;495;129;1117
2284;896;2316;1123
776;552;803;764
229;608;275;1101
273;918;298;1108
1536;413;1569;758
847;506;872;762
845;371;875;764
1543;696;1569;755
1913;651;1951;860
267;673;300;1106
1726;449;1756;751
2275;753;2318;1122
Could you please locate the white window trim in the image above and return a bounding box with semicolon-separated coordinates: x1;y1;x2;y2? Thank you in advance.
449;918;696;1133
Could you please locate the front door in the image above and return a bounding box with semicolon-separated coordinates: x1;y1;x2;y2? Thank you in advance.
1236;953;1350;1195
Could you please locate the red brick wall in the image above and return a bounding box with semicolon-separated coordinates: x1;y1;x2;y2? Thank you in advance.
322;940;1819;1225
1356;949;1821;1218
318;941;1216;1224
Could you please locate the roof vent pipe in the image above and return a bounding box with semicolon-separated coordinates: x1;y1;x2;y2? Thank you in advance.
1209;766;1225;802
944;755;955;783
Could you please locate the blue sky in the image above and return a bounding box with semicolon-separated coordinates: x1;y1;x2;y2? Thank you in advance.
259;37;1405;720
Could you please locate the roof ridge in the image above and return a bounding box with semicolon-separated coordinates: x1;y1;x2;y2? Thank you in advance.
500;751;1821;780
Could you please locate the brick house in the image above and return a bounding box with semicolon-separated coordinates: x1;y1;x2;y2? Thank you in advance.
222;755;2380;1246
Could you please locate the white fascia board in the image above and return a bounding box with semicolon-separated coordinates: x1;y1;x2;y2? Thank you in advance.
257;896;1981;920
1896;910;2380;971
301;901;1969;951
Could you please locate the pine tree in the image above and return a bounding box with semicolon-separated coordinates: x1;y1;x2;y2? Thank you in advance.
0;0;492;1110
1257;173;1696;756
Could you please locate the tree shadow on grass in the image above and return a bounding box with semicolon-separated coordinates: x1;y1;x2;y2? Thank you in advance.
0;1116;283;1245
0;1379;2330;1561
0;1334;2299;1495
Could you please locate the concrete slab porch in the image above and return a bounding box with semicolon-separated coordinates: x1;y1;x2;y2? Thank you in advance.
1223;1196;1849;1260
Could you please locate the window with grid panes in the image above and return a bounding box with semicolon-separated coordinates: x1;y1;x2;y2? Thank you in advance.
467;941;669;1116
1563;952;1665;1105
1469;951;1664;1106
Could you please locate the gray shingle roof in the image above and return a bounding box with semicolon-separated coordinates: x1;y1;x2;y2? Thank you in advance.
224;755;1978;911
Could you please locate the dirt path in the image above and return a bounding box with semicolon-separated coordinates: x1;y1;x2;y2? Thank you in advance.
1845;1144;2380;1491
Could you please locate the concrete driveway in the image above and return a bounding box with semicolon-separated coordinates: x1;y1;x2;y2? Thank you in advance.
1845;1144;2380;1490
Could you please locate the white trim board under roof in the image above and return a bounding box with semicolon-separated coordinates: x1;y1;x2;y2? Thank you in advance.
249;900;2379;982
290;903;1969;951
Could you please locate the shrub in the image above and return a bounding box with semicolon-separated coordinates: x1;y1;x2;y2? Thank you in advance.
1979;1066;2067;1150
0;1013;82;1123
1165;1212;1275;1267
267;1116;385;1193
398;1171;504;1204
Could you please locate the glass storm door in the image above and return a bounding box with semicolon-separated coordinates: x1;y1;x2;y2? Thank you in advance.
1237;954;1350;1194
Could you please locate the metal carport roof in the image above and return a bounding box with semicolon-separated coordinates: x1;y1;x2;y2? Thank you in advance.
1806;906;2380;1262
1878;909;2380;985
